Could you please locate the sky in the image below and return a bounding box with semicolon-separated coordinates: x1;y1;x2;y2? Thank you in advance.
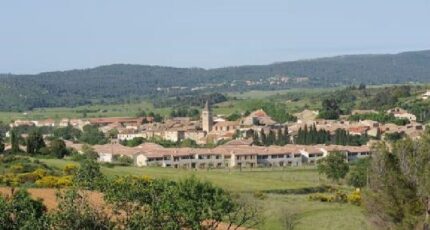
1;0;429;74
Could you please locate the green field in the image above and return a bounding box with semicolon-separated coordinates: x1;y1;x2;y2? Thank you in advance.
0;88;335;123
40;158;373;230
0;101;172;123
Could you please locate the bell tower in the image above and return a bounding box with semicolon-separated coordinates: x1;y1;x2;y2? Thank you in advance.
202;101;213;132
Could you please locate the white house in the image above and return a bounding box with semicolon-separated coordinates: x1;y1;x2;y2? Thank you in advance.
421;90;430;100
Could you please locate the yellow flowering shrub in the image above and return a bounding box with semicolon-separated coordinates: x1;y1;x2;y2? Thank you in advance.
10;163;24;173
32;168;48;179
56;176;73;187
63;164;78;175
347;190;361;206
35;175;74;188
36;176;61;187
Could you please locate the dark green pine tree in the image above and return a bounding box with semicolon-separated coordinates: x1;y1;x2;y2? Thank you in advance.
260;129;267;146
10;129;20;154
267;130;276;146
252;130;261;146
303;125;309;145
275;128;284;146
0;132;5;153
296;127;303;144
283;127;289;144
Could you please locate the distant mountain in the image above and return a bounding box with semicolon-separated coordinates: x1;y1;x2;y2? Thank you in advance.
1;50;430;111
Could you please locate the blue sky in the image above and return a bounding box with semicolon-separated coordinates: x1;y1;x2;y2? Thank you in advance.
1;0;429;74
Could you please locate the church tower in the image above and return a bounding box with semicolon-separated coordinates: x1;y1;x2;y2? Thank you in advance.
202;101;213;132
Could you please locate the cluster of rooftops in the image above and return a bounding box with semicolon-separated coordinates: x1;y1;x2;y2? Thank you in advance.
65;139;371;167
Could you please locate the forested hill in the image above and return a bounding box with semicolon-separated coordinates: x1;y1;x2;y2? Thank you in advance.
1;50;430;111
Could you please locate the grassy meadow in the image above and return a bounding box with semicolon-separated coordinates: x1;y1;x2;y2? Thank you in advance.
0;88;334;123
0;101;171;123
39;158;373;230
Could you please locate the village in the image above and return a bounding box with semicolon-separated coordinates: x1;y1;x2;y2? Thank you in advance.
7;90;428;169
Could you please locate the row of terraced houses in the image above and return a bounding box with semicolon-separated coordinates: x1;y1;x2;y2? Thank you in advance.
66;139;371;169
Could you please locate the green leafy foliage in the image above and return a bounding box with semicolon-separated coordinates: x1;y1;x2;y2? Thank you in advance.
26;129;46;155
253;128;290;146
0;189;48;229
0;132;5;154
50;189;113;230
53;126;82;141
120;137;144;147
79;125;108;145
48;139;69;159
318;99;342;119
295;125;330;145
226;112;241;121
349;112;409;125
365;133;430;229
73;159;104;190
294;125;368;146
317;152;349;182
384;132;405;142
102;176;261;229
347;158;370;188
261;102;297;123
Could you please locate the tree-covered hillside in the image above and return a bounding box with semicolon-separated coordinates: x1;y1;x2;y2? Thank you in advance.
1;50;430;111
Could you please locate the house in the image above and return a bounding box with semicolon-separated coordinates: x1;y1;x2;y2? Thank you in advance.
348;126;369;136
299;146;326;164
322;145;371;162
66;141;372;169
421;90;430;100
212;121;240;133
33;119;56;127
241;109;276;126
359;120;379;128
387;107;417;122
10;120;35;127
117;130;145;141
256;146;302;167
88;117;144;127
59;119;70;127
294;109;318;123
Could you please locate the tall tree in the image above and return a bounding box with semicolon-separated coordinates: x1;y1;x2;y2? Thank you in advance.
0;132;5;153
10;129;20;154
49;139;69;159
266;130;276;146
252;130;261;146
347;158;370;188
73;159;104;190
318;99;342;120
260;129;267;146
26;129;46;155
365;133;430;229
317;152;349;182
79;125;108;145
